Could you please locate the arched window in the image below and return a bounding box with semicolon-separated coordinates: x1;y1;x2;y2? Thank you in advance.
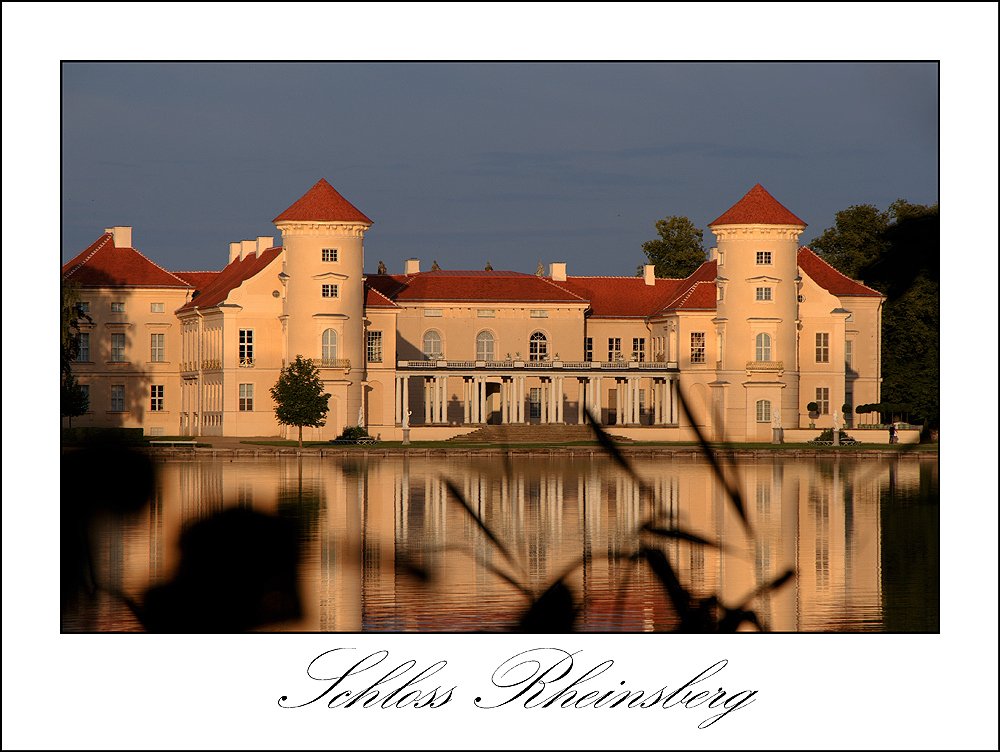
423;330;442;360
529;331;547;361
755;333;771;362
322;329;338;362
756;399;771;423
476;331;495;361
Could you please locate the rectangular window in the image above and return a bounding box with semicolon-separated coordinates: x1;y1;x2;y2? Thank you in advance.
529;388;541;419
76;333;90;362
718;286;724;302
110;384;125;412
111;333;126;362
322;248;338;262
816;332;830;363
529;310;548;318
424;309;442;317
111;301;125;312
690;332;706;364
239;383;254;411
755;287;772;301
815;387;830;415
150;385;164;411
366;331;383;363
756;399;771;423
608;338;622;361
78;301;90;313
845;340;854;371
477;309;495;318
638;389;646;416
632;338;646;362
756;251;772;265
321;283;339;298
150;302;165;313
80;384;90;407
585;337;593;362
239;329;254;366
150;333;165;362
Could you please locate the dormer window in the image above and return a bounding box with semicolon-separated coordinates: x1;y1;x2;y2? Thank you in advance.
322;248;338;262
756;251;772;265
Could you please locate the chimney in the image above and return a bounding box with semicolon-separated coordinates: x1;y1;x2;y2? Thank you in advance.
644;264;656;286
256;236;274;256
240;240;255;261
708;247;719;262
550;262;567;282
105;226;132;248
404;258;420;275
229;242;241;264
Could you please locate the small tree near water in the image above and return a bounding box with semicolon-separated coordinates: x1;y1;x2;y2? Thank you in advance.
270;356;331;447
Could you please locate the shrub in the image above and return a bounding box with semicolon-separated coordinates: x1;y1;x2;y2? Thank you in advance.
337;425;370;441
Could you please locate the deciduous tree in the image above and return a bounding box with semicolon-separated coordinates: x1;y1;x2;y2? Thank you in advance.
270;356;331;447
638;216;706;279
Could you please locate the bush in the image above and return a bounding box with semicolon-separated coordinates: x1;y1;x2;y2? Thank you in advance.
806;401;819;413
337;425;370;441
816;428;854;442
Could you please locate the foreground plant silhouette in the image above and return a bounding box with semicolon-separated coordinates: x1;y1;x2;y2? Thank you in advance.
437;392;795;633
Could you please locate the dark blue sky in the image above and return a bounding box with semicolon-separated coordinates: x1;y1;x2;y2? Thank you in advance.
61;62;938;276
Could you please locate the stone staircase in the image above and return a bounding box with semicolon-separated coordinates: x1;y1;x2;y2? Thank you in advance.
446;424;633;444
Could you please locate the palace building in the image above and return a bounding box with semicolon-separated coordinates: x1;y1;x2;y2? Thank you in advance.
62;181;884;442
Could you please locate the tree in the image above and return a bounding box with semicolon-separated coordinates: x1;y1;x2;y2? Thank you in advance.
810;200;939;428
270;356;331;447
62;370;90;427
638;216;706;279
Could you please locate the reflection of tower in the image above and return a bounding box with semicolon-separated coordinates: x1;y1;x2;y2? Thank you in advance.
708;185;806;439
274;179;373;436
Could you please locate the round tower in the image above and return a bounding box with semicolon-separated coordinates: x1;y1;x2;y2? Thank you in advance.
708;184;805;441
273;179;373;437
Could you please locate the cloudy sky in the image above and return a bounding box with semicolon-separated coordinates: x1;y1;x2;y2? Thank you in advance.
60;60;938;276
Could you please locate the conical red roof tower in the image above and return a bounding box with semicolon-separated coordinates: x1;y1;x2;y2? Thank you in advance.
709;184;805;227
273;178;373;225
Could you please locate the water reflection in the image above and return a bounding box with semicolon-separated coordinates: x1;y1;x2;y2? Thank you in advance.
65;453;938;633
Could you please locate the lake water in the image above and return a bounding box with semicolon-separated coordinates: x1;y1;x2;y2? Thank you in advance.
63;452;939;632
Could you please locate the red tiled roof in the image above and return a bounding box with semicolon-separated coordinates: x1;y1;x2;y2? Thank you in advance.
368;270;588;304
62;233;194;288
176;247;283;312
797;248;882;297
272;179;373;225
654;260;719;313
363;282;400;309
552;276;685;318
709;184;806;227
172;271;221;291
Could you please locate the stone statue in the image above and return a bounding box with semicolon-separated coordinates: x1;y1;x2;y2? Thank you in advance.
484;261;493;271
833;410;840;431
377;260;387;274
431;260;441;271
535;260;544;277
403;409;411;428
772;407;780;427
358;406;364;427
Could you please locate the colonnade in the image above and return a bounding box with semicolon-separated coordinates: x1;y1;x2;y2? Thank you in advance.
394;372;679;426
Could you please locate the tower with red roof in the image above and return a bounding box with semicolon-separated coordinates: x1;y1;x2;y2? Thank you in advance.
273;179;374;432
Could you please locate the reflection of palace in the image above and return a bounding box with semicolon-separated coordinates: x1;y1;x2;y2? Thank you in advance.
63;182;882;441
92;457;931;632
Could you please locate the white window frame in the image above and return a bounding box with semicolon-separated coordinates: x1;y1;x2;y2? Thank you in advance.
529;309;548;318
322;329;338;361
239;383;254;411
585;337;593;362
366;330;383;363
110;384;125;412
755;287;772;302
476;331;495;361
755;333;772;362
111;333;126;362
529;331;547;361
756;251;772;265
632;338;646;362
816;332;830;363
529;387;542;418
690;332;706;364
845;339;854;371
815;387;830;414
76;332;90;362
322;248;339;262
150;385;164;412
150;302;165;313
150;333;165;362
111;301;125;312
321;283;339;298
239;329;254;366
608;337;622;362
756;399;771;423
423;330;443;360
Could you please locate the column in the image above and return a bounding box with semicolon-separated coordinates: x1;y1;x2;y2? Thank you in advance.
542;379;550;424
479;377;487;423
438;375;447;424
632;377;640;425
594;376;602;424
402;375;409;425
578;378;585;424
424;378;431;423
463;377;470;424
516;376;525;423
556;376;564;424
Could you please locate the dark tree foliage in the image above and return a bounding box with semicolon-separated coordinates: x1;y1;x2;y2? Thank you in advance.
638;216;707;279
62;370;90;426
270;355;331;447
61;280;93;426
810;200;939;428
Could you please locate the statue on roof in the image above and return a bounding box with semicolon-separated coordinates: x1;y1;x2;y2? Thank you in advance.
535;261;544;277
484;261;493;271
431;260;441;271
377;260;387;274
